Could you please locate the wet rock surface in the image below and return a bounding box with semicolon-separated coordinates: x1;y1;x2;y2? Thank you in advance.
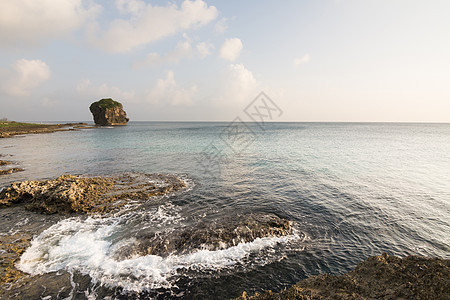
0;173;186;214
89;98;129;126
0;161;11;166
0;232;31;285
0;168;24;176
0;270;73;299
119;213;292;257
0;158;24;176
237;253;450;300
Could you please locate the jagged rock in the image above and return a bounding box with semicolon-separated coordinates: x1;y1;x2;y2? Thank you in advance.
89;98;129;126
0;173;185;214
118;213;292;257
0;232;32;285
236;253;450;300
0;160;11;166
0;168;24;175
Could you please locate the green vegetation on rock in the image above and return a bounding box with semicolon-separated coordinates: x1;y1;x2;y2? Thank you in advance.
90;98;122;110
89;98;129;125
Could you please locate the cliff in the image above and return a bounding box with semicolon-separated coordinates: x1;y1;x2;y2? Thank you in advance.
89;98;129;126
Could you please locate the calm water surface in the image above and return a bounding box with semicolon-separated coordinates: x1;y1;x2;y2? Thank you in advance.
1;122;449;299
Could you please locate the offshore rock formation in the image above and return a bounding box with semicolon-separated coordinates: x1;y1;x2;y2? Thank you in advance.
118;213;292;258
237;253;450;300
0;173;185;214
89;98;129;125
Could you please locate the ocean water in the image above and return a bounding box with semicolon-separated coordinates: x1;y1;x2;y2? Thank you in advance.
1;122;449;299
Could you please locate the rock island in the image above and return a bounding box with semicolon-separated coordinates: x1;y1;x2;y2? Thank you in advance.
89;98;129;126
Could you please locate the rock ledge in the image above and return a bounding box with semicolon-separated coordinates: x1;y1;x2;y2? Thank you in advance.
0;173;186;214
237;253;449;300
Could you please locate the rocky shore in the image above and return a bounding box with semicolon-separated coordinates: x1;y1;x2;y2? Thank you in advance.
0;173;186;214
0;122;91;138
0;173;187;286
0;174;447;299
237;253;449;300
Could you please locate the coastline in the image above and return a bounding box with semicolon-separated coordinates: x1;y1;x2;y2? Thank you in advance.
0;123;449;299
0;122;92;138
0;122;93;175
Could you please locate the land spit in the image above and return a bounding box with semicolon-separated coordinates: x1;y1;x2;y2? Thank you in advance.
0;122;92;138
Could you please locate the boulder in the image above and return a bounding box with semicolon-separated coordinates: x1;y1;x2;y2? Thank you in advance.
89;98;129;126
117;213;292;257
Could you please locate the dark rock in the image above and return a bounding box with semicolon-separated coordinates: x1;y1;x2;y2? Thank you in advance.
0;168;24;175
0;160;11;166
236;253;450;300
89;98;129;126
118;213;292;257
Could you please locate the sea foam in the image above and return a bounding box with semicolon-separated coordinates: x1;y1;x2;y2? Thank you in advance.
18;204;296;292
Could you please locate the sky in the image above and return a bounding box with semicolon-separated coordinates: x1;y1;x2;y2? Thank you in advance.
0;0;449;122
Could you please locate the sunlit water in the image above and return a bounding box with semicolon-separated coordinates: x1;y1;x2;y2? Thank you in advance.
1;122;449;299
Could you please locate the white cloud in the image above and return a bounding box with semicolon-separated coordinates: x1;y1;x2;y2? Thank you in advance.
148;71;197;106
76;79;135;101
134;38;214;68
115;0;145;15
214;17;228;33
219;38;243;62
90;0;218;53
196;42;215;59
1;59;51;97
219;63;260;104
294;54;310;67
0;0;100;48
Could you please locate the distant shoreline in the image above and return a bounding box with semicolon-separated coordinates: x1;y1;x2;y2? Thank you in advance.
0;121;93;138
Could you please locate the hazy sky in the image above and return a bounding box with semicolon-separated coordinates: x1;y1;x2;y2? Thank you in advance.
1;0;449;122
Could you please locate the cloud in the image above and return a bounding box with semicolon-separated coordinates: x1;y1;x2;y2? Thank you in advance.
1;59;51;97
219;63;260;104
294;54;310;67
143;40;194;67
196;42;215;59
214;17;228;33
90;0;218;53
134;38;214;68
0;0;100;48
148;71;197;106
219;38;243;61
76;79;135;101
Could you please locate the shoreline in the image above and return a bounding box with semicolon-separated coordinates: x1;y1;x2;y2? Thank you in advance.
0;122;92;138
1;124;449;299
0;122;94;175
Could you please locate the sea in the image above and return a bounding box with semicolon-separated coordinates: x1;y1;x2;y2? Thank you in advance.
1;122;449;299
